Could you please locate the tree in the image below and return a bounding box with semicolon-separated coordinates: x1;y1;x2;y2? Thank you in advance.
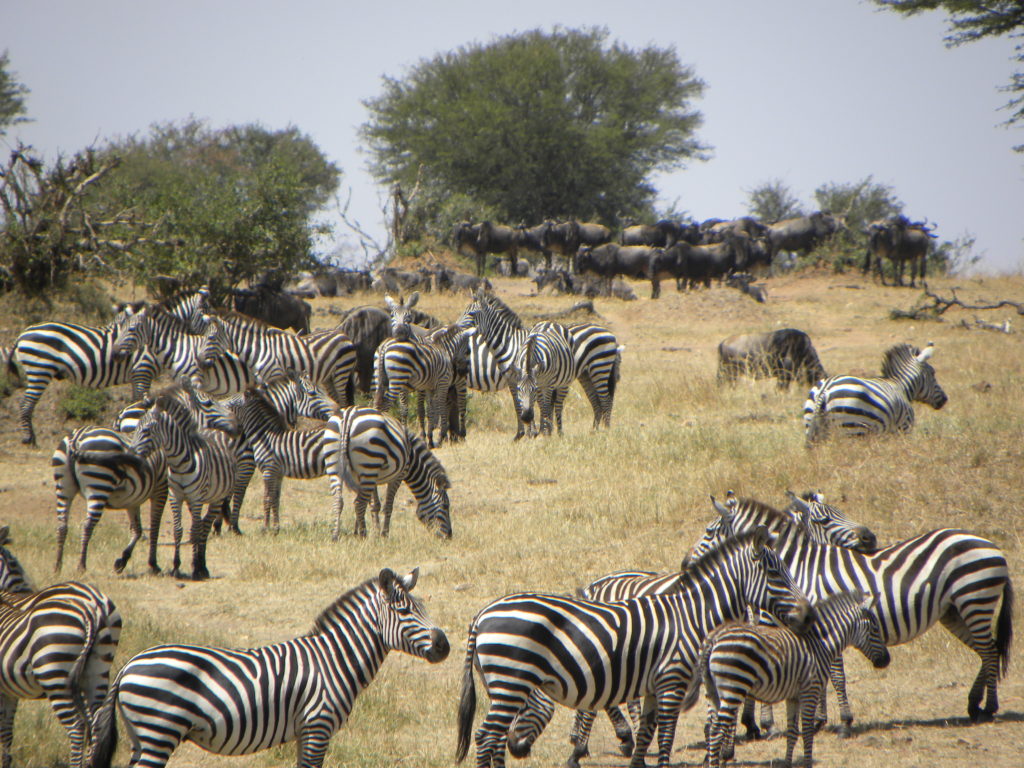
745;179;804;223
0;50;30;135
873;1;1024;149
813;177;904;231
361;27;708;234
96;120;341;299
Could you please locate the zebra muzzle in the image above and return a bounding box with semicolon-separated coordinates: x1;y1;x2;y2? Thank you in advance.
425;629;450;663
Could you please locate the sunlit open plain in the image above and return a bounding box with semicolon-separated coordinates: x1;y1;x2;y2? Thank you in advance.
1;270;1022;767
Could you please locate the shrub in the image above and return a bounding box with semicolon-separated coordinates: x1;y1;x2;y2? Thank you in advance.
58;386;110;421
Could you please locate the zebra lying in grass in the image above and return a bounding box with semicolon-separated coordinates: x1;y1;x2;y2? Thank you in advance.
0;526;121;768
803;341;947;444
89;568;448;768
682;589;890;768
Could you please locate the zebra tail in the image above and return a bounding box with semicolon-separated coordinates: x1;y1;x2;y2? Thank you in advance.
88;675;120;768
2;347;24;390
68;601;101;745
681;637;716;713
997;577;1014;679
456;623;479;763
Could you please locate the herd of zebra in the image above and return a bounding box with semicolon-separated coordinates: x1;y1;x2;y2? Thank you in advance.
0;282;1013;768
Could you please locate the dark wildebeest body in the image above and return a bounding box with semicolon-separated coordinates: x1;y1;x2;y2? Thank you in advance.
533;269;637;301
434;267;492;294
576;243;660;296
339;305;441;393
371;267;433;294
649;234;755;297
717;329;826;389
620;219;690;248
863;216;933;287
231;283;311;335
452;221;520;276
766;212;846;265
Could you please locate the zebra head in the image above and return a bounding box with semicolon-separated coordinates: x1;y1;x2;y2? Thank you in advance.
384;292;420;335
687;492;739;562
113;311;148;358
196;318;233;368
818;591;891;670
744;526;816;635
0;527;34;594
375;568;450;663
851;592;891;669
786;490;878;553
882;342;947;410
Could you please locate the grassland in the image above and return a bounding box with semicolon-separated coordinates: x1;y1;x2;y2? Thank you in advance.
0;270;1022;767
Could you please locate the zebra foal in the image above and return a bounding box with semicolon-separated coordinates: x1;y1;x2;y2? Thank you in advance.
0;527;121;768
683;590;890;768
89;568;449;768
804;341;947;444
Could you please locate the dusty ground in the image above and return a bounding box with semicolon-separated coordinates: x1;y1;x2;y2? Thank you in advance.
0;270;1022;767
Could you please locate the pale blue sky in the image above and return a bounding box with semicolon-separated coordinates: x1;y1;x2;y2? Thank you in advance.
6;0;1022;272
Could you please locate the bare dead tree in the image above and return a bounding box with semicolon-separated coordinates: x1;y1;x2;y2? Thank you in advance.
890;282;1024;321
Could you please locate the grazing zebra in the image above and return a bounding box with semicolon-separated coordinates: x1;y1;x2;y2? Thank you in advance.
373;326;468;447
804;342;947;444
89;568;449;768
567;322;621;429
323;406;453;540
226;375;336;533
512;491;877;763
204;310;357;406
683;590;890;768
0;526;121;768
690;496;1014;727
53;424;169;574
6;288;209;445
456;528;813;768
128;389;238;580
514;322;577;437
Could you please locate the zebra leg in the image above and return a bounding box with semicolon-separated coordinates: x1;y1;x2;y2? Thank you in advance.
353;489;372;537
77;491;110;571
605;705;636;756
189;501;213;581
114;506;143;574
142;484;168;575
229;450;256;535
629;696;657;768
740;696;762;740
552;386;568;436
297;720;333;768
17;375;50;445
0;696;15;768
652;690;684;768
54;473;77;573
508;381;526;441
508;689;556;757
566;710;595;768
576;370;601;430
475;703;518;768
262;467;283;534
327;472;345;541
759;701;778;737
799;687;823;768
539;389;555;436
829;656;853;736
940;608;1002;722
380;481;401;537
169;492;185;578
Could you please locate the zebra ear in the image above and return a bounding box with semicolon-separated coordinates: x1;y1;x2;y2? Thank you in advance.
378;568;399;598
751;524;773;551
401;567;420;592
710;495;733;522
917;343;935;362
406;291;420;309
384;295;398;312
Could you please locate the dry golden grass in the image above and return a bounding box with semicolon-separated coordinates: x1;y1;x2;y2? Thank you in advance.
1;271;1023;767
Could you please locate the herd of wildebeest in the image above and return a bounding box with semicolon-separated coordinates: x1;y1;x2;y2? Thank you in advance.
0;200;1011;768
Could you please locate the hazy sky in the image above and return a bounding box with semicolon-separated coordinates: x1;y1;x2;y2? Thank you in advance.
6;0;1023;273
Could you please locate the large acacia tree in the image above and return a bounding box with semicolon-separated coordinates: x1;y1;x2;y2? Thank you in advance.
361;27;708;231
0;51;30;135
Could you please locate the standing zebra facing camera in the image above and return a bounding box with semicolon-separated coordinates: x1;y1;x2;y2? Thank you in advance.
803;341;947;444
89;568;449;768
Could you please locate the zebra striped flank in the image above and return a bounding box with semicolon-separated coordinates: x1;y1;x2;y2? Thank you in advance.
89;568;448;768
0;527;121;768
690;495;1013;726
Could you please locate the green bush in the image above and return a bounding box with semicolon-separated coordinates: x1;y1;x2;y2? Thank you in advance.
58;386;110;421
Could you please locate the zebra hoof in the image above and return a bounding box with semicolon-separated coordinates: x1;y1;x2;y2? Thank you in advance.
836;722;852;738
148;565;162;576
813;718;828;735
617;738;635;756
113;558;127;573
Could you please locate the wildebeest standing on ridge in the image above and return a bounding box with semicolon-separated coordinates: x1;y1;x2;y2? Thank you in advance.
717;329;826;389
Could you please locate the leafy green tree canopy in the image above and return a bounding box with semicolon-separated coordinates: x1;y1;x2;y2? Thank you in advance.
873;1;1024;148
813;177;904;233
97;120;340;298
0;50;30;135
746;179;805;223
361;27;708;230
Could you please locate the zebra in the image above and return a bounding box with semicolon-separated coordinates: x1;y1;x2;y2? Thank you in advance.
690;495;1014;727
0;526;122;768
511;491;878;763
804;341;947;444
6;287;209;445
128;388;239;580
455;527;814;768
226;374;336;533
203;309;357;406
567;322;622;429
323;406;453;540
89;567;449;768
52;424;169;574
373;326;468;447
682;590;890;768
513;321;577;437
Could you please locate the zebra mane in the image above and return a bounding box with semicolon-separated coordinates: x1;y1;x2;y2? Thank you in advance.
0;539;34;595
408;431;450;487
682;527;771;577
154;285;208;313
733;497;794;528
210;307;281;332
143;304;204;335
244;381;291;432
880;343;920;376
482;294;524;330
150;388;202;436
813;588;866;615
307;575;425;635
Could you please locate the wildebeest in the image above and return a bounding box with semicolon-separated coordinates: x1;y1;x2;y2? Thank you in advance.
289;267;372;298
649;233;757;297
620;219;691;248
766;211;846;265
533;268;637;301
371;266;433;294
433;266;492;294
703;216;769;243
338;300;441;393
726;273;768;304
452;221;520;276
863;216;934;287
717;329;827;389
576;243;660;296
576;222;613;247
231;281;311;335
